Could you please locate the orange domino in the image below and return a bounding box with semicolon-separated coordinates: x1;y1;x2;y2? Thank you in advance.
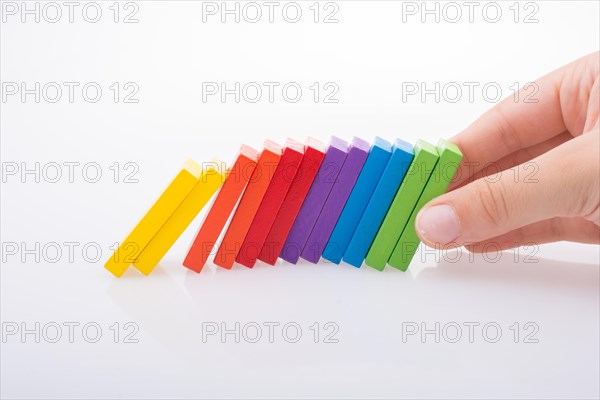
183;145;259;273
214;140;282;269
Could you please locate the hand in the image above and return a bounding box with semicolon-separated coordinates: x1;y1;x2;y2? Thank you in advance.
416;52;600;252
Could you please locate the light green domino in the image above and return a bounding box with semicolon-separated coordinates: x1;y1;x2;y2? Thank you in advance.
389;139;463;271
365;140;439;271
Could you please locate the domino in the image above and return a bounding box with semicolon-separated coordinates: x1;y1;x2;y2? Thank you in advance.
104;159;203;278
105;136;462;277
258;137;326;265
388;139;462;271
133;162;224;275
301;137;370;263
214;140;282;269
365;140;439;271
236;139;304;268
343;139;414;268
323;137;393;265
182;145;259;273
280;137;348;264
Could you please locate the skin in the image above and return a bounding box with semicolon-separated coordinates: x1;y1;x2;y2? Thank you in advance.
415;52;600;252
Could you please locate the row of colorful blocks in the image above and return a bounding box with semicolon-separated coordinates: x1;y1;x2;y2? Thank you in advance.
104;137;462;277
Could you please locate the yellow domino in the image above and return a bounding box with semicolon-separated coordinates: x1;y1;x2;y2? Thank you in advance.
105;160;204;278
133;162;224;275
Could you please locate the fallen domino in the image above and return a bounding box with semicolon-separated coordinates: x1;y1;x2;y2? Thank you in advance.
301;137;370;263
214;140;282;269
259;138;326;265
342;138;414;267
237;139;304;268
105;136;462;277
105;160;204;277
281;137;348;264
183;145;259;273
133;162;224;275
323;137;393;265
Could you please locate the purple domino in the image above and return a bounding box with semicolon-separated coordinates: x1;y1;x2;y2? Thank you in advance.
301;137;370;263
280;137;349;264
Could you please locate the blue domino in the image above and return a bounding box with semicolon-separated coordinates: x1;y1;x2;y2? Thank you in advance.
322;137;392;264
343;139;414;268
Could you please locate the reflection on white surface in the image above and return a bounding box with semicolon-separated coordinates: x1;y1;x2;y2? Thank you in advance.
1;248;598;399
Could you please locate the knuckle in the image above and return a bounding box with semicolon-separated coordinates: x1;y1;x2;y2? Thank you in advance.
473;178;510;227
493;106;523;154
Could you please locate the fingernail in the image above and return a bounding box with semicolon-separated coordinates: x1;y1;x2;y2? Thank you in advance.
416;204;460;246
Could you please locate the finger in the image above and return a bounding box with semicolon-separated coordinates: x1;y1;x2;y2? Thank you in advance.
451;71;566;186
464;217;600;252
452;131;573;190
583;77;599;133
451;52;598;187
415;131;600;247
564;55;599;134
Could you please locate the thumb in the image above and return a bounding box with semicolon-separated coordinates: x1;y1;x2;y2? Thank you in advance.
415;131;600;247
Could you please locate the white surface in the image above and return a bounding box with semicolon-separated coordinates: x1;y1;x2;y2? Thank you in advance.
1;1;599;399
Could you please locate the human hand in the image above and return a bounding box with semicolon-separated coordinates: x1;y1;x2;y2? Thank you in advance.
416;52;600;251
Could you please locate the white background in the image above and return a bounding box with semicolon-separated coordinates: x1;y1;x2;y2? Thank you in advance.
1;1;599;398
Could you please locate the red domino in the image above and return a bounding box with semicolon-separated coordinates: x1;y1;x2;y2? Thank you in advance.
214;140;282;269
182;145;259;273
236;139;305;268
258;137;326;265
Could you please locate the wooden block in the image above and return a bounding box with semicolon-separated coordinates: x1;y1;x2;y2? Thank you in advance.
258;137;326;265
182;145;259;273
214;141;282;269
280;137;348;264
104;160;203;277
133;162;224;275
236;139;304;268
365;140;439;271
301;137;370;263
343;139;414;268
389;140;463;271
322;137;392;265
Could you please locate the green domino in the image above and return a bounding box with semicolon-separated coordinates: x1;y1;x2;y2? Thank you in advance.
389;139;463;271
365;140;439;271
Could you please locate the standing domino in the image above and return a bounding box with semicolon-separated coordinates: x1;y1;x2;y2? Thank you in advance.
388;140;462;271
301;137;370;263
281;137;348;264
365;140;439;271
323;137;392;264
343;139;414;267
